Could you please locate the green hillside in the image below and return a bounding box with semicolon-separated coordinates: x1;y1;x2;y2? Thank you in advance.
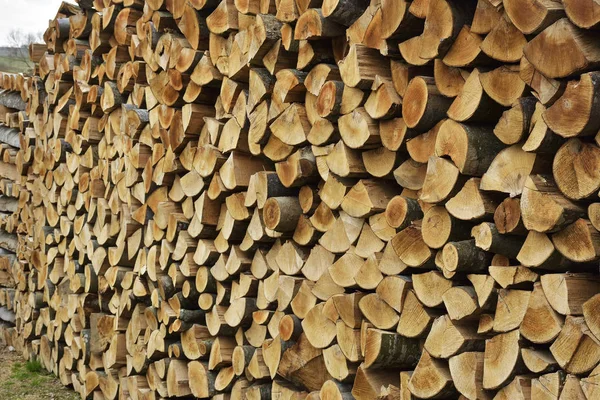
0;56;30;74
0;48;33;73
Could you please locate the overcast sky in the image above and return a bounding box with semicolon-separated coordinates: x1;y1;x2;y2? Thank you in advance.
0;0;66;46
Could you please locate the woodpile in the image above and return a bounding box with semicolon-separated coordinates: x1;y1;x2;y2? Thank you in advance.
0;73;24;335
2;0;600;399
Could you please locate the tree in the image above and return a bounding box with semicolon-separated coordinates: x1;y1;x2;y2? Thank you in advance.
4;29;44;71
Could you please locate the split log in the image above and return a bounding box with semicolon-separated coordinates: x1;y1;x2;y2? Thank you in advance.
524;19;600;78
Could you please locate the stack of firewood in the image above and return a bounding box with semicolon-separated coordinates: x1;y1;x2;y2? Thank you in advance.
0;72;25;343
1;0;600;398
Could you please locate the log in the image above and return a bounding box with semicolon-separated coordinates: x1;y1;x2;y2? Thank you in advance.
521;174;586;233
263;197;303;232
543;72;600;138
447;69;505;123
483;330;525;390
550;316;600;374
442;240;493;278
449;352;488;400
504;0;565;35
541;273;600;315
0;125;21;149
0;232;17;252
494;97;537;145
563;0;600;29
480;12;527;63
408;350;456;399
435;120;505;176
363;328;420;369
425;315;484;359
524;18;600;78
0;90;26;110
419;0;476;60
322;0;369;26
403;77;452;132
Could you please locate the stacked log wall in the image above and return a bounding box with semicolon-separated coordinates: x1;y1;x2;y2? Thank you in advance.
1;0;600;399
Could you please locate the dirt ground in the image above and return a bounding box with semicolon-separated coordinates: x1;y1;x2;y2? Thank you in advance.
0;345;79;400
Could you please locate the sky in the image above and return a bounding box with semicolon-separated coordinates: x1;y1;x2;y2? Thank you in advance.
0;0;67;46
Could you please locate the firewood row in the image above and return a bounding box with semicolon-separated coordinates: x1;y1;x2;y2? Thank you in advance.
1;0;600;399
0;73;24;339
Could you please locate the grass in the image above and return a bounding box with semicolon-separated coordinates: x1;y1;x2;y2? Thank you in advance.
25;359;43;373
0;56;33;74
7;360;50;389
0;351;79;400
